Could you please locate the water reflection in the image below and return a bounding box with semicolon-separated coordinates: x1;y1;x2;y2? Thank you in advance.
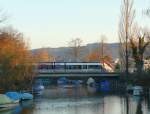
0;86;150;114
135;97;143;114
0;100;33;114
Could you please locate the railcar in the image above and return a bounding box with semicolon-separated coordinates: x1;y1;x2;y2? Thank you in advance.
37;62;106;73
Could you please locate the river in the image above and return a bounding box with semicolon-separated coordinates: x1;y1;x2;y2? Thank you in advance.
0;86;150;114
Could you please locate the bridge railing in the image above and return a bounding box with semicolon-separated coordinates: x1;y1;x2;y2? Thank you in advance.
36;69;110;73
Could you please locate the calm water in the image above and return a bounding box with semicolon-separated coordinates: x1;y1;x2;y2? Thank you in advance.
0;86;150;114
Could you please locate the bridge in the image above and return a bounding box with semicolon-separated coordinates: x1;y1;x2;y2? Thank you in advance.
35;70;121;85
34;62;122;86
37;70;120;77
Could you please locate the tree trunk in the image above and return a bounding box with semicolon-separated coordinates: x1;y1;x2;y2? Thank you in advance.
136;61;144;77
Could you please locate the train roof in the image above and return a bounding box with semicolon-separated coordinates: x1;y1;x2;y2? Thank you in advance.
38;62;102;65
38;62;101;63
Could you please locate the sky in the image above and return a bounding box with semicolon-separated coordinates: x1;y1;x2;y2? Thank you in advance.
0;0;149;49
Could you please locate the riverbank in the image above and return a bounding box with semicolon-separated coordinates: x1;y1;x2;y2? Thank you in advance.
119;72;150;87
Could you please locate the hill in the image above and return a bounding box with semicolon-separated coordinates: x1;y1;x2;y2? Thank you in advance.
32;42;120;62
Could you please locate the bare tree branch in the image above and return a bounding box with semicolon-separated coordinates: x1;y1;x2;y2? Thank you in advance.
118;0;135;72
68;38;82;62
0;9;8;23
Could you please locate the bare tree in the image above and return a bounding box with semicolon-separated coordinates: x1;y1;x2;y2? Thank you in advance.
130;33;150;75
118;0;135;74
99;35;113;67
68;38;82;62
145;7;150;17
84;35;112;64
100;35;105;63
100;35;107;66
0;9;7;23
143;27;150;57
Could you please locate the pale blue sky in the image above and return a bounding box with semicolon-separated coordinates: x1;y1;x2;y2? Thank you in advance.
0;0;149;49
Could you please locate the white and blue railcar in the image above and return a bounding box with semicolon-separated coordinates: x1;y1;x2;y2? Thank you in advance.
37;62;106;73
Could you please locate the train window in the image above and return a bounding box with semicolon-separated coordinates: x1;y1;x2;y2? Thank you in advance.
38;65;42;69
45;65;49;69
82;65;87;69
39;65;52;70
66;65;82;69
68;65;73;69
38;65;47;69
55;65;64;69
75;65;82;69
67;65;75;69
88;65;100;69
48;65;53;69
